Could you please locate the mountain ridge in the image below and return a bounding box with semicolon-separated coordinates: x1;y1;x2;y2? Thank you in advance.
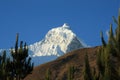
0;23;86;66
29;23;85;57
28;23;86;65
24;46;99;80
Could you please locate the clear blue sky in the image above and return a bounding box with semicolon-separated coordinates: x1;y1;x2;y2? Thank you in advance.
0;0;120;48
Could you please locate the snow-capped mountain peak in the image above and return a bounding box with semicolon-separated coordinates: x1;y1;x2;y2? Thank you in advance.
29;23;85;57
0;23;86;66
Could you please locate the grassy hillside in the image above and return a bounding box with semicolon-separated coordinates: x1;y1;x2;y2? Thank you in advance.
24;47;100;80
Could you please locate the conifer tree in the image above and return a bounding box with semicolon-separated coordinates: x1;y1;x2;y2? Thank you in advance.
100;31;106;47
103;49;111;80
45;68;51;80
10;33;33;80
91;10;120;80
67;65;75;80
83;53;92;80
0;51;7;80
0;51;13;80
113;15;120;57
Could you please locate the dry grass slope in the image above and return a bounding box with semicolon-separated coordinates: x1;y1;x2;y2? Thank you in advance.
24;46;100;80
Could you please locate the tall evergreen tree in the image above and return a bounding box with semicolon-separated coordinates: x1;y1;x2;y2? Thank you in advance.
67;65;75;80
45;68;51;80
91;10;120;80
10;33;33;80
83;53;92;80
0;51;13;80
100;31;106;47
113;15;120;57
0;51;7;80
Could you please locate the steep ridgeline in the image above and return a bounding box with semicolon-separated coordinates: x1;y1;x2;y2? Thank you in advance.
0;23;86;66
29;23;86;66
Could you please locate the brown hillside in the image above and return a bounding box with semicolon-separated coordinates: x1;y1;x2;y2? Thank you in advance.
24;47;100;80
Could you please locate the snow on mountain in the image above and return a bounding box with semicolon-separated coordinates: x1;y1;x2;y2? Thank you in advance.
0;23;86;66
28;23;86;66
29;23;85;57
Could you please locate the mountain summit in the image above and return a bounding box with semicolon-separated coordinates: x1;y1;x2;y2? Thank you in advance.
28;23;86;66
62;23;70;28
29;23;85;57
0;23;86;66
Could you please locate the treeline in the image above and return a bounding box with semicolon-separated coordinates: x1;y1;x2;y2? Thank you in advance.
83;12;120;80
0;34;33;80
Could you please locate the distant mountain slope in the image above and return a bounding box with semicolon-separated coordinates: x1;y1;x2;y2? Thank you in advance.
24;47;99;80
